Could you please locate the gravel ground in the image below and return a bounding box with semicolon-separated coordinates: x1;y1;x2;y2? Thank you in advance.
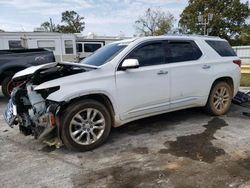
1;89;250;188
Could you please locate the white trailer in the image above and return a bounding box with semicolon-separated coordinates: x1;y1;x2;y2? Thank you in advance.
0;32;77;62
75;33;129;60
0;32;130;62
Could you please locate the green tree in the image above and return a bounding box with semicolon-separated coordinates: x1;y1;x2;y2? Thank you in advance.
57;10;85;33
0;29;4;32
41;21;50;31
40;19;56;32
41;10;85;33
179;0;250;44
238;25;250;45
135;8;175;36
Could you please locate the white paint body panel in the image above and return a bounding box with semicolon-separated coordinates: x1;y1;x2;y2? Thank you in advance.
13;62;57;79
17;36;241;127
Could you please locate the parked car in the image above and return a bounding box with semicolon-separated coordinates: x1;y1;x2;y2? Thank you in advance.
0;48;55;97
4;36;241;151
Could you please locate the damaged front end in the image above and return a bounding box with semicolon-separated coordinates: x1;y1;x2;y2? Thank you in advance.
4;83;62;147
4;62;96;147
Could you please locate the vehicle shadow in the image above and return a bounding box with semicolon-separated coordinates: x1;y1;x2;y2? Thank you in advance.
109;107;206;139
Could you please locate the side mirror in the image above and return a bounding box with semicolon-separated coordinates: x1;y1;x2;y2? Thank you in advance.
120;59;139;70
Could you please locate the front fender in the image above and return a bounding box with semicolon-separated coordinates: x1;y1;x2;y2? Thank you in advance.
47;89;118;115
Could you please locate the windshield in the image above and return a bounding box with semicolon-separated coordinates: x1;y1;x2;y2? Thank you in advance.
80;43;127;66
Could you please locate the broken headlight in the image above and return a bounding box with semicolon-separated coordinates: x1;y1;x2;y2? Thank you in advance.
35;86;60;98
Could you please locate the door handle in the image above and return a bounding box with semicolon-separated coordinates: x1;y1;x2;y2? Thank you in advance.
157;70;168;75
202;65;211;69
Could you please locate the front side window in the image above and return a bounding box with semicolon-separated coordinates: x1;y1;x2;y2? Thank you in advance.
65;40;74;54
127;43;165;66
80;43;127;66
37;40;55;51
165;41;202;63
8;40;23;49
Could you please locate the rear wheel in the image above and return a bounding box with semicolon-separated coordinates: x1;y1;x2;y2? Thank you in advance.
205;81;233;116
61;99;111;151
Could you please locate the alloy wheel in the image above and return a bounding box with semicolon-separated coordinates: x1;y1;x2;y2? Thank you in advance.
212;86;230;112
69;108;105;145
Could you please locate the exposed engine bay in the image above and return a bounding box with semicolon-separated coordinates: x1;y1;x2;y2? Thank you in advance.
4;62;96;147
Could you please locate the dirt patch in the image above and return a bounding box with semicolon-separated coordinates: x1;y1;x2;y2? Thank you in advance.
39;145;56;153
158;149;168;154
131;147;149;154
164;117;228;163
237;157;250;171
72;164;170;188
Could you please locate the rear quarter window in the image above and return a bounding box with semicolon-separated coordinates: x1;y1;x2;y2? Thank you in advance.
205;40;236;57
165;41;202;63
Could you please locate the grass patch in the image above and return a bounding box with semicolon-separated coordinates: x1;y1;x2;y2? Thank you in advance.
241;73;250;87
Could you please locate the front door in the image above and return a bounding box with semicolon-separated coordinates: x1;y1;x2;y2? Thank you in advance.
115;41;171;120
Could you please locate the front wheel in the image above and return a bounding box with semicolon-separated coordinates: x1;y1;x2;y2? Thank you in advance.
61;99;111;151
205;81;233;116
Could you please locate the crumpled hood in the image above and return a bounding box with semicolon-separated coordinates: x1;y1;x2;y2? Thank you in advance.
34;64;113;102
13;62;57;80
13;61;99;80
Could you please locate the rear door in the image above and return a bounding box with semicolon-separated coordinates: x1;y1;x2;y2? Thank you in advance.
166;40;211;108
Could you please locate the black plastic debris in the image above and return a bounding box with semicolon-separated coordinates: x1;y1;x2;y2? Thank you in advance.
232;91;250;105
243;112;250;117
232;91;250;117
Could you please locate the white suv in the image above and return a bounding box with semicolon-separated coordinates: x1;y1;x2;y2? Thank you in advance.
4;36;241;151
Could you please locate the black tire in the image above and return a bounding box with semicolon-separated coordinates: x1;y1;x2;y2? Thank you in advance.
1;75;13;98
61;99;112;151
205;81;233;116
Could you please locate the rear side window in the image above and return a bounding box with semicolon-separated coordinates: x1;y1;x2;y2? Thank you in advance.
205;40;236;57
165;41;202;63
127;43;165;66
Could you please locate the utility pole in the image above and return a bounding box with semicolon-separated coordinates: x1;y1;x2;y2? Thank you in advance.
197;13;213;35
49;17;53;32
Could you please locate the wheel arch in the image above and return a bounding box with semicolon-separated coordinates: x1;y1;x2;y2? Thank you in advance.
206;76;234;105
59;93;117;126
211;76;234;92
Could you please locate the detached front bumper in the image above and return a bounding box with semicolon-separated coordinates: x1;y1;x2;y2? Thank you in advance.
4;99;17;128
4;96;61;138
3;81;65;148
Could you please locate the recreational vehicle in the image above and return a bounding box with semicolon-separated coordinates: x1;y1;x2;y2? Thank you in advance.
0;32;76;62
0;32;129;62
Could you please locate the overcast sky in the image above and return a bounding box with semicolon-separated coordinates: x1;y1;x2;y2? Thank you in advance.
0;0;248;36
0;0;188;36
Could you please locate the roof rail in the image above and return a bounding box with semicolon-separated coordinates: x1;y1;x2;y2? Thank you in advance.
164;34;221;39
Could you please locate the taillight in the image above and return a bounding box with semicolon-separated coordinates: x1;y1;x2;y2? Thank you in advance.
233;59;242;67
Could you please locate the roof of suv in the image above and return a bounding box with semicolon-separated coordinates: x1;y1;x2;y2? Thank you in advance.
140;35;224;41
115;35;225;45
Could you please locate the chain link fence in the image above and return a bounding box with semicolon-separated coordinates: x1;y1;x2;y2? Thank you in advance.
233;46;250;65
